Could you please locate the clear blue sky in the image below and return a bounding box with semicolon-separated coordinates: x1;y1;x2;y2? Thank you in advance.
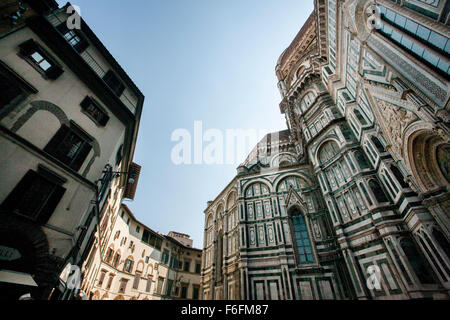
57;0;314;248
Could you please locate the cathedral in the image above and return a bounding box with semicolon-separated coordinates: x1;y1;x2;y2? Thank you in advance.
201;0;450;300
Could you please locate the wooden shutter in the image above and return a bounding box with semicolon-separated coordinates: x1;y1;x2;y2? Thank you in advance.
80;96;91;110
71;141;92;172
56;23;69;35
44;124;71;155
36;183;65;224
45;64;64;80
0;170;38;213
103;70;125;96
18;39;37;56
74;38;89;54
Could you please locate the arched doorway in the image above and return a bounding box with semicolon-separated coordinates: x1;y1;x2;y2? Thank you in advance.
0;215;53;300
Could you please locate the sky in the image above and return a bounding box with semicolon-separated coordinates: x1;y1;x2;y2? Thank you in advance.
57;0;315;248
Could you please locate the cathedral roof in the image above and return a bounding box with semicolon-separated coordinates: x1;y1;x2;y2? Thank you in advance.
276;12;315;78
241;129;291;167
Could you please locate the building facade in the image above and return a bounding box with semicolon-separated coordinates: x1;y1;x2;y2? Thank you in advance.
81;203;202;300
0;1;143;299
202;0;450;300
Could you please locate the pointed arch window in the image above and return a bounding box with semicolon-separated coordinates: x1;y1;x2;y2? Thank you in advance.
371;136;385;153
369;179;389;203
318;140;339;165
390;164;409;188
289;208;314;264
400;237;436;284
354;108;367;125
354;150;370;169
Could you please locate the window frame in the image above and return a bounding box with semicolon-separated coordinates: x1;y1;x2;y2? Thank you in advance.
18;39;64;80
0;165;67;224
43;121;93;172
287;208;316;267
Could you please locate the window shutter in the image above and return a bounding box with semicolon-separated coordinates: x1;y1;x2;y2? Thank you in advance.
0;170;38;213
80;96;92;110
37;184;66;224
71;142;92;172
99;113;110;126
74;38;89;54
56;22;69;35
18;39;37;56
103;70;125;96
44;124;71;156
45;65;64;80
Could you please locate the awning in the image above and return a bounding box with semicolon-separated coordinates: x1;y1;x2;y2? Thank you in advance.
0;269;38;287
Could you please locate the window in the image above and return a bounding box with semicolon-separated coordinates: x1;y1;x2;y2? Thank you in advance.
183;261;190;272
400;237;436;284
156;277;164;294
44;123;93;171
371;136;385;153
378;5;450;76
369;179;389;203
112;253;120;267
118;279;128;293
0;62;37;115
56;22;89;53
105;248;114;263
0;167;66;224
354;150;370;169
102;70;125;96
126;217;130;225
124;258;134;273
133;272;141;289
195;262;201;274
390;164;409;188
162;250;169;265
0;73;22;112
98;270;106;286
354;108;367;125
80;96;109;126
181;285;188;298
145;277;152;292
18;39;63;79
192;286;199;300
289;209;314;264
166;279;174;296
318;140;339;165
106;275;114;290
136;226;140;233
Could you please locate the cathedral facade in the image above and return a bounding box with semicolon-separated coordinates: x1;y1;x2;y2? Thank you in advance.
201;0;450;300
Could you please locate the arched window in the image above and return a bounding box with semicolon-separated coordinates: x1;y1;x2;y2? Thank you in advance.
390;164;409;188
318;140;339;165
354;150;370;169
216;232;224;283
436;144;450;183
400;237;436;284
371;136;385;153
369;179;389;203
359;183;373;206
289;208;314;264
354;109;367;125
432;228;450;260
